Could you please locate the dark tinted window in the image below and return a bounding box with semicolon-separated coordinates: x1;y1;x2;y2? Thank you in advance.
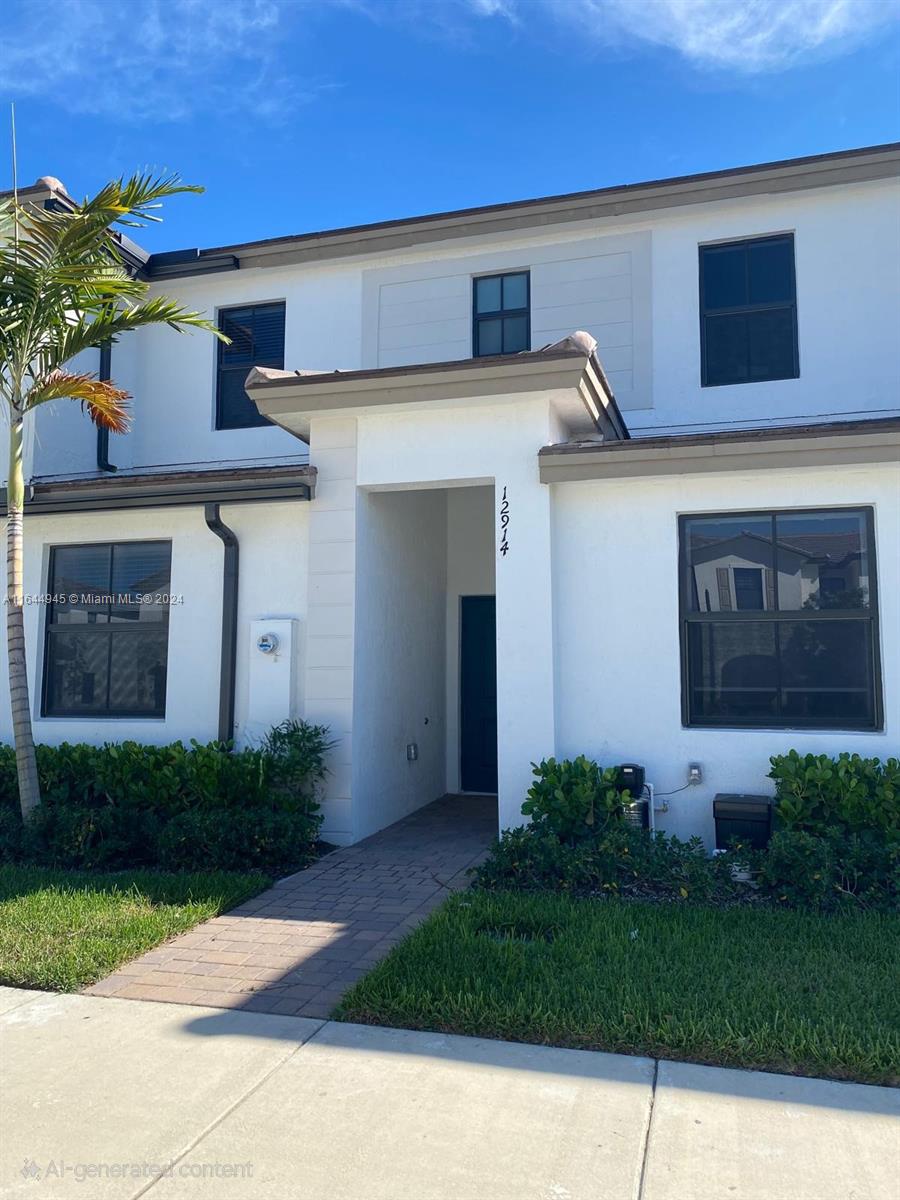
473;272;530;357
216;302;284;429
700;236;798;387
680;509;881;729
43;542;171;718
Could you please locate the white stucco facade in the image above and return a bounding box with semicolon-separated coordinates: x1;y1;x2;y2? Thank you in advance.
2;146;898;845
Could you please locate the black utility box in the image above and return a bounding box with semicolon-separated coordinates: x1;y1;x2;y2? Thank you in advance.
714;794;773;850
616;763;646;799
620;800;650;830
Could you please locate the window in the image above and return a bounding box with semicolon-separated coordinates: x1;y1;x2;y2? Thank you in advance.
699;235;798;387
473;272;530;357
679;508;881;729
216;302;285;429
43;542;172;718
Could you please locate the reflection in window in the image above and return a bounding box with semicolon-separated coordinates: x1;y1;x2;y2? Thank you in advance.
680;509;880;729
43;542;172;718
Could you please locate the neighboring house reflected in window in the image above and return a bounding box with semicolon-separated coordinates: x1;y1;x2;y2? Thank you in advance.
679;509;880;729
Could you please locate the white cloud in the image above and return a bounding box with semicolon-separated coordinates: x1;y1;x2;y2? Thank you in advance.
467;0;898;73
0;0;329;121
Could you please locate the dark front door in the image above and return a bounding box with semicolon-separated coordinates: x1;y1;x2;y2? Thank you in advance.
460;596;498;793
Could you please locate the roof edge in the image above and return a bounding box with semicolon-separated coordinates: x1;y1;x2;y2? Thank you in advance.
539;417;900;483
145;142;900;277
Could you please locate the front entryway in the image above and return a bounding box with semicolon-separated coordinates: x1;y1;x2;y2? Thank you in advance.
460;595;498;793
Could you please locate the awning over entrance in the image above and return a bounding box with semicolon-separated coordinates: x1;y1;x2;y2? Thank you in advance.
244;332;629;445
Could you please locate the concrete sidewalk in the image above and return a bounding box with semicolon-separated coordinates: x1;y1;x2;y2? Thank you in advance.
1;988;896;1200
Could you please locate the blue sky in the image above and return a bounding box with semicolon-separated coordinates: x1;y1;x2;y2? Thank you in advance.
2;0;899;253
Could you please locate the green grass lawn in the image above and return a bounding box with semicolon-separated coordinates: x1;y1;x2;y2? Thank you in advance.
0;865;270;992
337;890;900;1086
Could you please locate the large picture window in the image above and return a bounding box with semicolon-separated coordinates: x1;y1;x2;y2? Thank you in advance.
679;508;881;729
699;235;798;387
43;542;172;718
216;302;285;429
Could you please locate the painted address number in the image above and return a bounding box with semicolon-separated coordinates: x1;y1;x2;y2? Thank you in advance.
499;486;510;557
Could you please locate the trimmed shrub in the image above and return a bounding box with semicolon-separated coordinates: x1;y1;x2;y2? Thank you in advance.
157;807;319;877
745;829;900;912
475;824;746;906
0;721;330;875
769;751;899;836
521;756;634;843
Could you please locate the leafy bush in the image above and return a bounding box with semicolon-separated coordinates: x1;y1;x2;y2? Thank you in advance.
475;747;900;913
769;750;899;836
475;824;746;905
157;807;318;878
744;829;900;912
521;756;635;843
0;721;330;875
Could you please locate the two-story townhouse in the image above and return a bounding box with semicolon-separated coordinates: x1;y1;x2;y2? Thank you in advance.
3;143;899;845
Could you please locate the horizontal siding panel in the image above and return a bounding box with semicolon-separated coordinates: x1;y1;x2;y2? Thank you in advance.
532;272;632;308
378;340;469;367
532;297;632;334
379;274;469;305
591;344;632;373
604;369;633;394
532;252;631;286
593;321;635;350
379;295;470;329
379;317;471;352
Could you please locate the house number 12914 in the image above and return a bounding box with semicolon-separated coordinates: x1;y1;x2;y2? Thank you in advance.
499;486;510;557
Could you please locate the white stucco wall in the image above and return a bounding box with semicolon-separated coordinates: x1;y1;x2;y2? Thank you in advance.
0;500;309;749
26;174;899;482
353;488;448;841
551;461;900;846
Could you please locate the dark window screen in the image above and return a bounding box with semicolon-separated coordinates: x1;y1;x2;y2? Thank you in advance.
43;542;172;718
699;236;798;387
679;509;881;729
216;302;285;429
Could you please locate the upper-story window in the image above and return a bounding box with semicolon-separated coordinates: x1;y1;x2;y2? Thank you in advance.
699;235;798;387
216;302;285;429
679;508;881;730
42;541;172;718
473;272;530;357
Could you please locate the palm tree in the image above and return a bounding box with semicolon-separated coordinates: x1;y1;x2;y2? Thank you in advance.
0;173;225;820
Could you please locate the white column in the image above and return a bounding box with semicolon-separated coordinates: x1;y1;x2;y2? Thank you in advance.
303;417;358;844
493;465;555;833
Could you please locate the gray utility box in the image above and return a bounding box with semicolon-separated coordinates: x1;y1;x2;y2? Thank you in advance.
713;794;773;850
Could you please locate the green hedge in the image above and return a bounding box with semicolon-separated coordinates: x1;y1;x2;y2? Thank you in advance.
769;750;899;835
0;720;331;877
475;753;899;913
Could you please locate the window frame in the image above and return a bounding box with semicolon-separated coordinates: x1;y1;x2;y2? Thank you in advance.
472;271;531;358
215;300;285;431
41;539;173;720
678;506;883;731
698;234;799;388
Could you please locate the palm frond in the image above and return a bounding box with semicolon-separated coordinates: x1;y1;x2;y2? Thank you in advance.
26;370;130;433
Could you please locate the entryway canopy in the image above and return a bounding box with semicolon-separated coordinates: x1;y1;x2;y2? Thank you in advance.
244;332;629;446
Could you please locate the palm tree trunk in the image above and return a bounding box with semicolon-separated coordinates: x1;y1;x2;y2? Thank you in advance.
6;416;41;820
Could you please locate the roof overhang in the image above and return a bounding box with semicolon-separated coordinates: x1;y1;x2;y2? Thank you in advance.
2;463;316;516
538;418;900;483
247;335;629;444
142;143;900;276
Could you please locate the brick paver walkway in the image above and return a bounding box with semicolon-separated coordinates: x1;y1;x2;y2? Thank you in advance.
85;794;496;1019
